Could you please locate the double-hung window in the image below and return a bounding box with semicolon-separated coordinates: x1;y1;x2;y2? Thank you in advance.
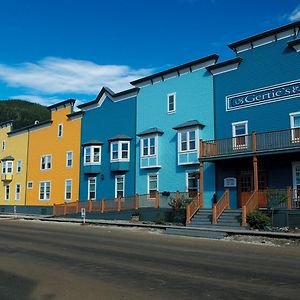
66;151;73;167
232;121;248;149
2;141;5;151
39;181;51;201
148;173;158;199
17;160;22;173
2;161;13;174
65;179;72;201
15;184;21;201
290;112;300;142
88;177;96;200
58;124;63;138
84;146;101;165
142;136;156;157
110;141;130;161
115;175;125;198
5;184;10;201
41;155;52;170
179;130;196;152
167;93;176;113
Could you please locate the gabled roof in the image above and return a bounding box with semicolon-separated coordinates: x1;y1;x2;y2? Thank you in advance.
137;127;164;137
1;155;14;161
48;99;76;110
8;120;52;135
173;120;205;130
228;21;300;51
206;58;242;75
108;134;132;142
130;54;219;87
77;87;139;110
82;140;103;146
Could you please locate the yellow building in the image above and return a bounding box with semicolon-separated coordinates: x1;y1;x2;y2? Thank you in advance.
0;121;29;206
26;99;82;206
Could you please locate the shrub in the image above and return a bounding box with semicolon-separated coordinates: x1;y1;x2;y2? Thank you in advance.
247;210;271;230
266;188;287;209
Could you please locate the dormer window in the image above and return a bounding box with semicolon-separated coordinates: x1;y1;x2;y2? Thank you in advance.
110;141;130;162
2;160;13;174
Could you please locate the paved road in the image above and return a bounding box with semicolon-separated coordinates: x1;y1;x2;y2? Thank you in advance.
0;219;299;300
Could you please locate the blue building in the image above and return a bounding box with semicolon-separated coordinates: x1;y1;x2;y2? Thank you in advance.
131;55;218;207
78;87;138;201
200;21;300;209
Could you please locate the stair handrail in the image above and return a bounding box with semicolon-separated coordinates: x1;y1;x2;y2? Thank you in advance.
212;189;230;224
186;192;202;224
242;190;259;226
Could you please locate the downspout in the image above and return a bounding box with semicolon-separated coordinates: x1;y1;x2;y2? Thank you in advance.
24;128;30;206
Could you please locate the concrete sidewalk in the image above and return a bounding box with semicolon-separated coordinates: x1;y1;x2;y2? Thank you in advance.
1;212;300;240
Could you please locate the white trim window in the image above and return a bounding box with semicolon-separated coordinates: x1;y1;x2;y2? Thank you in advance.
17;160;22;173
115;175;125;198
66;151;73;168
2;161;13;174
5;184;10;201
232;121;248;149
39;181;51;201
141;136;157;157
290;112;300;142
148;173;158;199
167;92;176;113
88;177;96;200
58;123;63;138
84;146;101;165
110;141;130;162
179;129;197;152
40;155;52;170
15;183;21;201
65;179;72;201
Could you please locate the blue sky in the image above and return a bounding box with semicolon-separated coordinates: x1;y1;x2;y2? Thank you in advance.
0;0;299;106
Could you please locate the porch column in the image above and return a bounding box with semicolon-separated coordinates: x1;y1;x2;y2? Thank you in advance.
253;156;258;192
199;161;204;206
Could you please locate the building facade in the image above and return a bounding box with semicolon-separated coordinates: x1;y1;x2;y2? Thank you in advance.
78;87;138;201
25;100;82;206
131;55;218;207
0;121;29;206
201;21;300;208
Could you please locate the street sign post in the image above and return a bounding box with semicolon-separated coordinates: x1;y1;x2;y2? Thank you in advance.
81;208;86;224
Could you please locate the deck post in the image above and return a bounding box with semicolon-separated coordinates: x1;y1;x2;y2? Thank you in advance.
252;131;257;152
101;198;105;213
242;205;247;226
117;197;121;211
287;186;292;210
199;161;204;207
212;204;217;224
155;191;159;208
186;205;191;224
253;156;258;193
135;194;139;210
88;200;92;213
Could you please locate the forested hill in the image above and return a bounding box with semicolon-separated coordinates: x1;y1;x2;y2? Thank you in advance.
0;100;51;130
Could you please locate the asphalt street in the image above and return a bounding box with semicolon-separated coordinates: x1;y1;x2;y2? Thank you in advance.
0;219;299;300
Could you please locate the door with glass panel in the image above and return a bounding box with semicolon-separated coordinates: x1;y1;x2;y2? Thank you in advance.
292;163;300;208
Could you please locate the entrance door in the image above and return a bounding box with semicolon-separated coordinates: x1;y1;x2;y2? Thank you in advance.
292;163;300;208
187;171;199;198
238;170;267;207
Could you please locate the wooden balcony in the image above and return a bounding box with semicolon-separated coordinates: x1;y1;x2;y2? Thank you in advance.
200;128;300;161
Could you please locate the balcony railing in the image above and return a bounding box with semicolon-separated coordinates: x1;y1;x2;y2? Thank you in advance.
200;128;300;159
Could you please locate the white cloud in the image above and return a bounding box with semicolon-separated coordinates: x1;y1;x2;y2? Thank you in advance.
285;5;300;21
0;57;154;95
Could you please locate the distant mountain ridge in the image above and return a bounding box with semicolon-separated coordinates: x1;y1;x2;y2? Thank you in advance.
0;100;51;130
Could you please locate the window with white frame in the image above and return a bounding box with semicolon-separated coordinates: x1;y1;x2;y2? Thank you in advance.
179;129;196;152
110;141;130;161
17;160;22;173
2;141;5;151
115;175;125;198
40;155;52;170
5;184;10;201
39;181;51;201
232;121;248;149
58;123;63;138
148;173;158;199
66;151;73;167
65;179;72;201
141;136;156;157
167;93;176;113
290;112;300;142
2;161;13;174
88;177;96;200
15;184;21;201
84;146;101;165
